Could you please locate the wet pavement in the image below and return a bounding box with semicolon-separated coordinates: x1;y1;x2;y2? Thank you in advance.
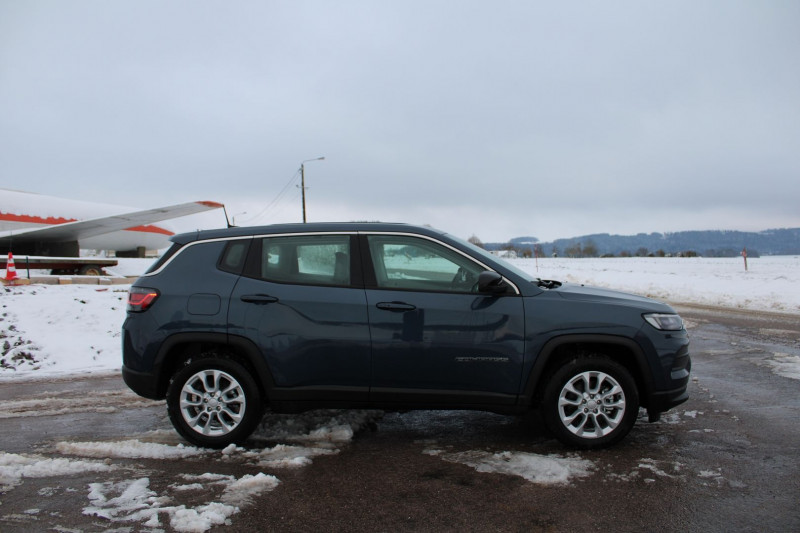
0;304;798;532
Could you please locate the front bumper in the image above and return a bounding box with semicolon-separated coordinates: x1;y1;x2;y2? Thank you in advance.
648;384;690;413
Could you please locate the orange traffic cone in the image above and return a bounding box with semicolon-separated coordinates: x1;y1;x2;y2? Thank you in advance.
4;252;18;281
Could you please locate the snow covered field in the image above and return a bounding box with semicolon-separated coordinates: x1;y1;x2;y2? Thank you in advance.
522;255;800;314
1;255;798;531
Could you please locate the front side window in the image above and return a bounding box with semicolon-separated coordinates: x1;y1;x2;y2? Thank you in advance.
259;234;351;286
367;235;484;293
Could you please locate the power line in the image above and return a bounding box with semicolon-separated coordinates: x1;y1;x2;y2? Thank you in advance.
239;168;301;225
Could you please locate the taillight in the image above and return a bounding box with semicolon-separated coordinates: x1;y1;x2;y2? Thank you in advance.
127;287;160;312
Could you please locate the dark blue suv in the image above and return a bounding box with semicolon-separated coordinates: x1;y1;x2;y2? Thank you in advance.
122;223;690;449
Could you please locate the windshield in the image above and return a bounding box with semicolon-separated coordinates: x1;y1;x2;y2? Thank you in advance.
446;233;540;283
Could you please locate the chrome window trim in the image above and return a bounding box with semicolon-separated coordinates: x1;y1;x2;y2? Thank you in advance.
140;230;520;295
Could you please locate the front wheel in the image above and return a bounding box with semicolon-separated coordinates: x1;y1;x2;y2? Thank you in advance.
166;355;263;448
542;356;639;449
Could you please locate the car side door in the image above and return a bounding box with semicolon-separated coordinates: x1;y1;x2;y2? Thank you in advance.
361;233;526;407
227;233;371;401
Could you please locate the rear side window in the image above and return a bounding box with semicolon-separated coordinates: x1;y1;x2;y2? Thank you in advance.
218;239;251;274
258;234;351;287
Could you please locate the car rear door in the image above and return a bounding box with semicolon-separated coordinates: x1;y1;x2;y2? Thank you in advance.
361;233;525;406
227;233;371;401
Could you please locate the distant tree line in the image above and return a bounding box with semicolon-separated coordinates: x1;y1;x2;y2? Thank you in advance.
481;228;800;258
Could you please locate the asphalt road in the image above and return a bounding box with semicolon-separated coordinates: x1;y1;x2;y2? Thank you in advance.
0;304;798;532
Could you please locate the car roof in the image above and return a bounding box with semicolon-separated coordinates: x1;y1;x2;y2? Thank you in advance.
170;222;448;245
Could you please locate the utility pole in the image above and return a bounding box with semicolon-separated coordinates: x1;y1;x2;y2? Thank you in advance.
300;157;325;223
300;163;307;223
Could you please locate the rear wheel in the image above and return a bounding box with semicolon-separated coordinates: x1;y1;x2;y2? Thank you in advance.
543;355;639;449
166;355;263;448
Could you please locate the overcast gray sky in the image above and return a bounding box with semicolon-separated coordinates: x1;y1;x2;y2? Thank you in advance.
2;1;799;242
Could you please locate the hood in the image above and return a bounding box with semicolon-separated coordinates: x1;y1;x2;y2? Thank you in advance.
553;282;673;312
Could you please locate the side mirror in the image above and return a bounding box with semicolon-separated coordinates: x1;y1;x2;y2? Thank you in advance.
477;271;507;294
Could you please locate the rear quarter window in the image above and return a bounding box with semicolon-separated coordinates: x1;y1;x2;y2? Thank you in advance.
218;239;251;274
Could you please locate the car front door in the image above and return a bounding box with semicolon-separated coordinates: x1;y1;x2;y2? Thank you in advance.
228;233;371;401
362;233;525;406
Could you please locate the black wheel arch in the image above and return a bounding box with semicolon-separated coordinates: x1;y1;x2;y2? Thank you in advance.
152;332;277;401
522;334;656;409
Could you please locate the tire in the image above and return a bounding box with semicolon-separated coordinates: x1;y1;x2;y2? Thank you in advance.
79;264;103;276
166;355;264;448
542;355;639;449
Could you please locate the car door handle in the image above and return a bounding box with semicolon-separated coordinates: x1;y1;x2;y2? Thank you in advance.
376;301;417;312
240;294;279;304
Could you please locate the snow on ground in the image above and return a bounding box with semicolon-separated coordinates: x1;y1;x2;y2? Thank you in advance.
0;284;127;375
0;451;117;492
758;353;800;380
1;411;383;531
424;448;594;485
81;472;280;531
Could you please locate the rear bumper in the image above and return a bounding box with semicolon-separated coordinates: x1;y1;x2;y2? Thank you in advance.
122;365;162;400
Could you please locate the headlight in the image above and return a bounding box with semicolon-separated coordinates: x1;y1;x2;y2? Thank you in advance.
643;313;684;331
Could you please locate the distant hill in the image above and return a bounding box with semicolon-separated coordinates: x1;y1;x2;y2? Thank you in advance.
486;228;800;257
